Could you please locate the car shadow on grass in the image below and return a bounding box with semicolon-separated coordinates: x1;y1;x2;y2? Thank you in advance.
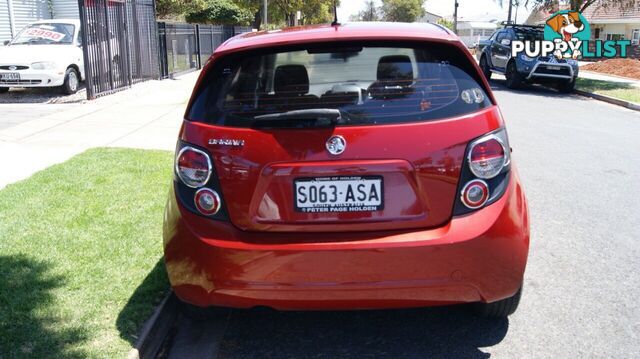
0;255;88;358
116;258;170;346
218;305;508;358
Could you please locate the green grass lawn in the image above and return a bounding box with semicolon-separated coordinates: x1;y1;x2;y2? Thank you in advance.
576;78;640;104
0;148;173;358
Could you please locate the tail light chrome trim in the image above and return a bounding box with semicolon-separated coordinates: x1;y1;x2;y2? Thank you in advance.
460;179;490;209
467;131;510;179
175;146;212;188
194;188;222;215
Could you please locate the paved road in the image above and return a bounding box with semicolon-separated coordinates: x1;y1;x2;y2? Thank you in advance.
165;80;640;358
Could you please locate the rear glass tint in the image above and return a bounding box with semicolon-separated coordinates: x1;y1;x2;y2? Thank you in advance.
188;42;492;128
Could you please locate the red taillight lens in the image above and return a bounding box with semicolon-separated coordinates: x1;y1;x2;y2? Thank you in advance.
194;188;221;215
468;137;506;179
176;146;212;188
461;180;489;209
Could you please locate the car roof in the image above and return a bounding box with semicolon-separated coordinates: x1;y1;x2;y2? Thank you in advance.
216;22;458;54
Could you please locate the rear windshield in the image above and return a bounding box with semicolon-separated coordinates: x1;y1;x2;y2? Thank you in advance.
188;42;492;128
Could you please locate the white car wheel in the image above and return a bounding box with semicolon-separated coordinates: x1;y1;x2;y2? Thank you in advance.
62;68;79;95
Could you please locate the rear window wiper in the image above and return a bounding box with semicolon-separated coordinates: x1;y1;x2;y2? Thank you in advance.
253;109;343;123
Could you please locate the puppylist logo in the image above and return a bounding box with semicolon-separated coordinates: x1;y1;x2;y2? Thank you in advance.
512;10;632;60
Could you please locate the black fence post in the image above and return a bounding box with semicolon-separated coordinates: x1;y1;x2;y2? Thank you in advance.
77;0;95;100
102;0;115;91
195;24;201;69
124;0;133;86
157;22;168;78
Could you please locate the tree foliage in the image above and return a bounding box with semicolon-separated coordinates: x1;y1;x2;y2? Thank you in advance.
497;0;637;12
230;0;264;29
380;0;426;23
269;0;339;26
350;1;381;22
156;0;205;19
161;0;340;28
185;0;253;25
437;18;454;31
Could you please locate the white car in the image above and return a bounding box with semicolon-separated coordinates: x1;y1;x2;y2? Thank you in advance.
0;19;85;95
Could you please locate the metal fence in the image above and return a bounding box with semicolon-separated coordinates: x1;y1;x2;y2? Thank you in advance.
78;0;159;99
158;22;198;78
197;25;225;66
158;23;252;78
78;0;252;99
126;0;160;84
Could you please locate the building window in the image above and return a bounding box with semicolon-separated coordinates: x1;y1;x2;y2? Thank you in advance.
606;34;624;41
632;29;640;45
594;28;601;39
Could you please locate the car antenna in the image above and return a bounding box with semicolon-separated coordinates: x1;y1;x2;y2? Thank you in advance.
331;0;340;26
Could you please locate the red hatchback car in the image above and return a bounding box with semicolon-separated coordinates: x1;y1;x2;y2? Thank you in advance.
163;22;530;318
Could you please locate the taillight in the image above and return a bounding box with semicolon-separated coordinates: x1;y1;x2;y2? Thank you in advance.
468;135;508;179
454;129;511;214
175;146;212;188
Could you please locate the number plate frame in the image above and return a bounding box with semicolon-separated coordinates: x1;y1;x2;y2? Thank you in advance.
0;73;20;81
294;176;384;213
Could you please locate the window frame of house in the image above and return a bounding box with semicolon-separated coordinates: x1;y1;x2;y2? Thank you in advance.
632;29;640;45
606;33;625;41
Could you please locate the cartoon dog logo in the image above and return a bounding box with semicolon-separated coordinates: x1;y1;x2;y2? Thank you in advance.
546;11;586;59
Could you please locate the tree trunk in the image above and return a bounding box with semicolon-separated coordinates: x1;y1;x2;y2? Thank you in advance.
253;11;262;30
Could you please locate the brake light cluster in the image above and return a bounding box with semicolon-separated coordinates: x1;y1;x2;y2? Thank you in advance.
459;130;510;211
175;145;222;216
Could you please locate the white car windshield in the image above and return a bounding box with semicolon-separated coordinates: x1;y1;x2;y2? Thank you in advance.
11;23;75;45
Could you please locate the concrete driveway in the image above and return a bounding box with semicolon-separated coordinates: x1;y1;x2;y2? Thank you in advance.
0;72;198;188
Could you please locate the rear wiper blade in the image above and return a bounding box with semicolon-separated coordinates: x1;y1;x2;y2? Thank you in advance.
254;109;343;123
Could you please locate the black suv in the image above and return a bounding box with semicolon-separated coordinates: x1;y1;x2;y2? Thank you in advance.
477;24;579;92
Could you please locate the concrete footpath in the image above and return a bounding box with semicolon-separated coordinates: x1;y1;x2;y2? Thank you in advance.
0;72;200;189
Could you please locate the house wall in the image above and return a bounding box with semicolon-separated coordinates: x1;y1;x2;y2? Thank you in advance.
458;23;497;48
0;0;11;42
592;23;640;43
589;23;640;58
52;0;79;19
419;13;442;23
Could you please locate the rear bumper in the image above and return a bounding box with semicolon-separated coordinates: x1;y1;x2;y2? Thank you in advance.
163;170;529;310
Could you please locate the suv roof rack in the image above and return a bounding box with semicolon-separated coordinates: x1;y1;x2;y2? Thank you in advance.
499;21;544;29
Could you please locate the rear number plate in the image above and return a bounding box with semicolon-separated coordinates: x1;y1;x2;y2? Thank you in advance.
294;176;383;213
0;73;20;81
